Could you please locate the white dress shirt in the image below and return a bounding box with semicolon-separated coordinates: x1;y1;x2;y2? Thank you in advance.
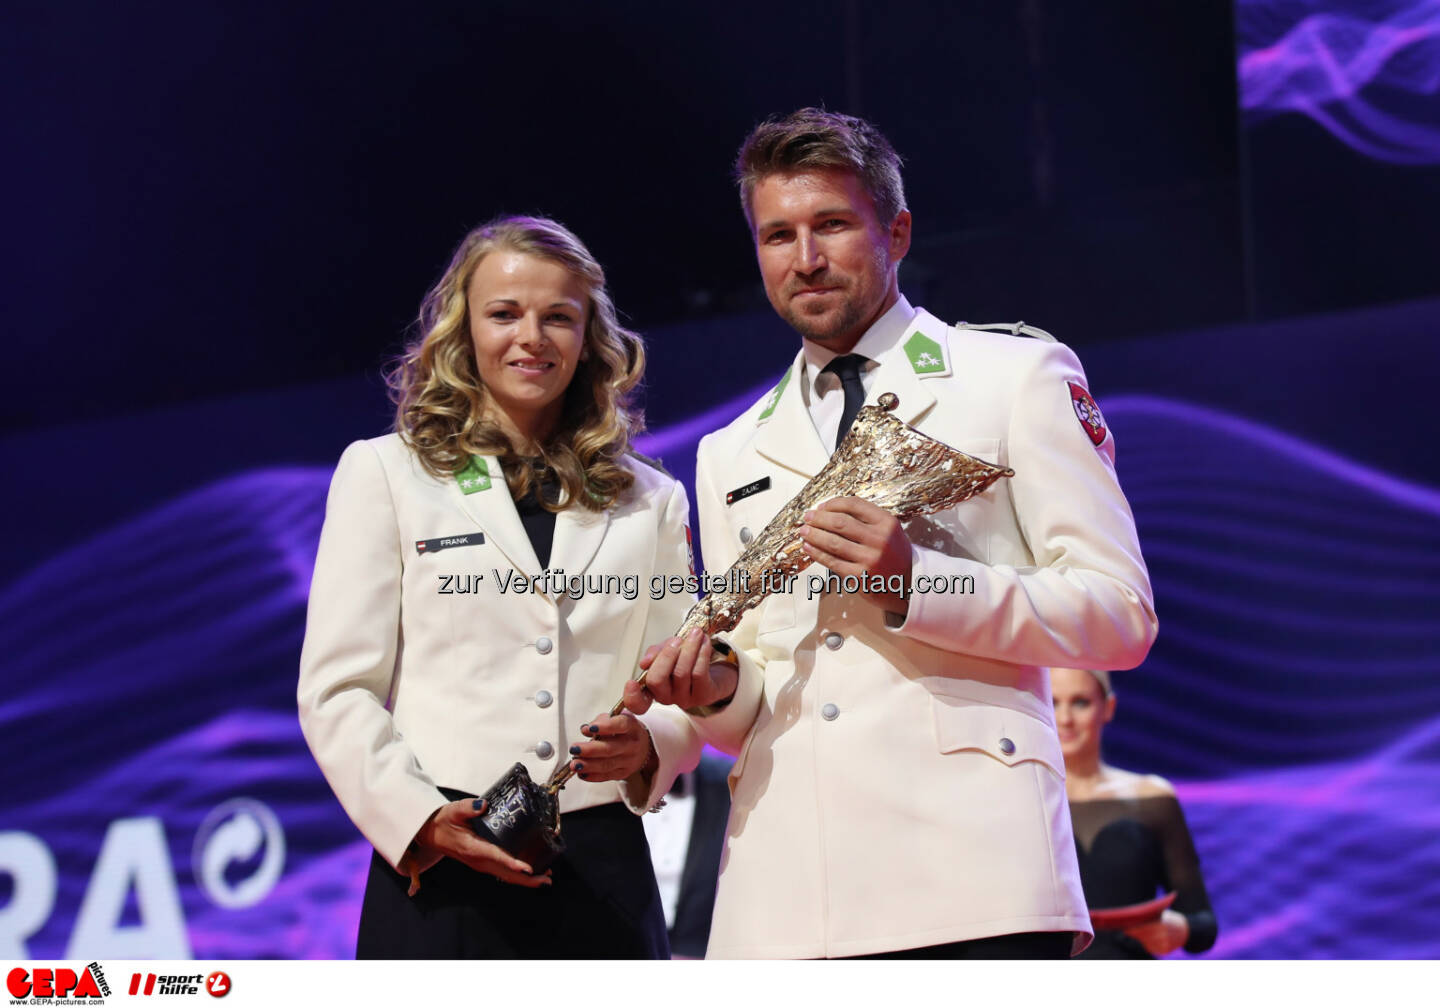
641;780;697;929
799;295;917;447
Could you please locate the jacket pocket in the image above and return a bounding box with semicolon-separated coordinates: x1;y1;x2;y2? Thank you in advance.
905;438;1001;565
930;695;1064;780
953;438;1002;465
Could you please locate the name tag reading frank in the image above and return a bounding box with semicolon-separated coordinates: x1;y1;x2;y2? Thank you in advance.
416;533;486;556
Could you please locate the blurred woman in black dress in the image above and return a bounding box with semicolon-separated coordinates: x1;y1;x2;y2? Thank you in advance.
1051;667;1218;958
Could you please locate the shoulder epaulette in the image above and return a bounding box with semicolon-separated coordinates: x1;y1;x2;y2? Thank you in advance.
626;448;671;476
954;320;1057;343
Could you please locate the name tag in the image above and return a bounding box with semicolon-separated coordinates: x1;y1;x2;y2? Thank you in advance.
416;533;486;556
726;477;771;506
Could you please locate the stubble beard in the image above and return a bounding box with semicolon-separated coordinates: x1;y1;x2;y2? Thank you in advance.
780;288;868;348
778;247;895;348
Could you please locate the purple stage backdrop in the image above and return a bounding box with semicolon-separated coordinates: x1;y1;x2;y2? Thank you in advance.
1238;0;1440;163
3;294;1439;959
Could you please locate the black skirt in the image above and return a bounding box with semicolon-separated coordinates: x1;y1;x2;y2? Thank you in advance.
356;799;670;959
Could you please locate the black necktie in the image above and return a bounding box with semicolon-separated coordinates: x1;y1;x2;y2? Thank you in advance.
823;354;869;449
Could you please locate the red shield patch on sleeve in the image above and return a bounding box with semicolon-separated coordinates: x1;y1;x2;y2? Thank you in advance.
1068;382;1108;446
684;525;695;577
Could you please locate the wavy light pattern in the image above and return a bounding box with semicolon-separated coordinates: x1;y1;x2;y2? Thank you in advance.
1177;720;1440;958
1;398;1436;958
1237;0;1440;162
1100;396;1440;958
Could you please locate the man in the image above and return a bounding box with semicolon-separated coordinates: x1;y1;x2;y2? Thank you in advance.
640;750;736;958
628;108;1157;959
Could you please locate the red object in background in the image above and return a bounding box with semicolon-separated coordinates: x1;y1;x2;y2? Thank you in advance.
1089;890;1177;930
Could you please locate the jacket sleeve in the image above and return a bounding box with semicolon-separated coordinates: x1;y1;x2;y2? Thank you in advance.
683;434;766;755
297;440;447;871
620;476;705;812
889;341;1158;670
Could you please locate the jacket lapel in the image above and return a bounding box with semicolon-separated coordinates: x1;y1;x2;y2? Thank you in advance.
549;504;610;585
754;311;949;476
451;455;543;580
870;311;942;429
754;349;832;478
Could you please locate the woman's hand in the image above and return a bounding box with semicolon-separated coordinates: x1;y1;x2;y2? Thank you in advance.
1124;908;1189;957
628;628;737;712
569;711;657;783
409;798;552;889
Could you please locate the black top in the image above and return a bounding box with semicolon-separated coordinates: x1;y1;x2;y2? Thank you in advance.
1070;794;1219;959
512;465;560;570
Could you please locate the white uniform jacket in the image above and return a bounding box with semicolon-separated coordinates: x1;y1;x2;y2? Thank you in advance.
298;433;702;874
692;307;1158;959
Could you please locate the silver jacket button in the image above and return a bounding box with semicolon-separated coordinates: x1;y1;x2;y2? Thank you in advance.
824;632;844;650
998;737;1016;756
821;703;839;721
739;527;754;544
534;741;555;760
534;690;553;709
535;636;554;655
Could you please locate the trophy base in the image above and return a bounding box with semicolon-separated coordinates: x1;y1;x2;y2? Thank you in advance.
468;762;565;872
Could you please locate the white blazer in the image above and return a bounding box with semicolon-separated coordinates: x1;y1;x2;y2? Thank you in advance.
298;433;702;873
691;306;1158;958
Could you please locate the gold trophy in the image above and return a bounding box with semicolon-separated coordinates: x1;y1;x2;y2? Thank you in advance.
470;393;1014;867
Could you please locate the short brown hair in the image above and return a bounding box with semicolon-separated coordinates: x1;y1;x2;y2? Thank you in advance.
734;107;907;229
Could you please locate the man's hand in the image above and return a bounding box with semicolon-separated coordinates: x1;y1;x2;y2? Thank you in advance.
628;628;738;713
799;497;913;615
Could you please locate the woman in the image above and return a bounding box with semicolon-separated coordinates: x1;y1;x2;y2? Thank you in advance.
298;215;704;958
1050;666;1218;959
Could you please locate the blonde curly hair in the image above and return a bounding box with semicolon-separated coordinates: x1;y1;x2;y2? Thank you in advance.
387;215;645;511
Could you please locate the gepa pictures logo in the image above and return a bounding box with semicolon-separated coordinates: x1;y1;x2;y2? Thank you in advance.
6;961;110;1001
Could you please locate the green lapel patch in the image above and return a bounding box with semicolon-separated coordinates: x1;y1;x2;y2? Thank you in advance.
454;457;492;494
903;330;946;375
757;367;793;421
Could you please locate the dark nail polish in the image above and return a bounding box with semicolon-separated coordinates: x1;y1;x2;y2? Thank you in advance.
569;745;581;755
573;761;585;772
471;798;486;813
